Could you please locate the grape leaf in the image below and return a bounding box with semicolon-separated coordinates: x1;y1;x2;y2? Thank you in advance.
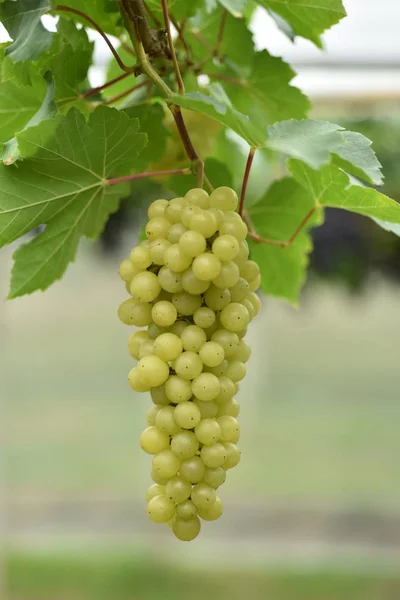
102;46;139;103
0;106;147;297
122;104;169;171
0;0;52;62
257;0;346;48
267;9;295;41
217;0;247;17
53;0;121;36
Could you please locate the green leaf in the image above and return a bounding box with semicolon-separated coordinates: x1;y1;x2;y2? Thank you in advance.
218;0;247;17
267;9;295;41
257;0;346;47
1;72;57;164
102;46;139;103
122;104;169;171
53;0;121;36
0;106;147;297
146;0;201;18
247;177;317;302
0;0;52;62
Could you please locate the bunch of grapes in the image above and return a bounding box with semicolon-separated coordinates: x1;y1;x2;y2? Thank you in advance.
118;186;261;541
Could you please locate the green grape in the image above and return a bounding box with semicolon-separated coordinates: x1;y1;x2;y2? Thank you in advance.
225;360;246;382
217;398;240;418
172;515;201;541
151;467;170;485
191;482;217;510
130;245;152;269
199;341;225;367
211;329;240;358
217;416;240;443
165;375;193;403
155;406;180;435
146;483;165;501
176;499;197;520
222;442;241;469
174;351;203;380
181;268;210;294
209;187;238;211
180;455;206;483
219;217;248;241
149;239;171;266
185;188;210;209
193;307;216;329
203;468;226;489
147;323;168;340
167;223;186;244
220;303;250;332
248;274;261;292
137;355;170;387
170;320;189;337
240;260;260;282
174;401;202;429
166;475;192;504
145;216;171;240
165;197;187;223
128;367;150;392
212;234;239;261
171;431;199;459
130;271;161;303
181;325;207;353
138;339;155;359
117;298;151;327
233;339;251;363
128;330;149;359
215;376;236;403
140;426;170;454
189;210;218;238
153;333;182;362
164;244;192;272
203;319;220;340
242;298;256;320
212;261;240;289
171;292;202;317
146;405;161;426
192;253;221;281
197;496;223;521
192;372;220;402
247;292;261;316
151;301;178;327
204;286;231;311
119;259;138;283
204;360;228;377
152;449;181;479
179;230;207;257
158;266;183;293
208;207;224;225
147;494;176;523
181;205;201;227
150;385;170;406
195;418;221;445
200;443;228;468
194;400;219;419
235;239;250;264
230;277;250;302
236;327;248;340
148;199;169;219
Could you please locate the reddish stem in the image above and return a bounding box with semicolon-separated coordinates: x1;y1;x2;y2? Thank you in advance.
161;0;185;94
107;168;191;186
55;5;132;72
103;80;148;105
239;147;256;216
83;71;134;98
169;13;192;62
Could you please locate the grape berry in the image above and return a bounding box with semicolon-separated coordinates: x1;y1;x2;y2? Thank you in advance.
118;187;261;541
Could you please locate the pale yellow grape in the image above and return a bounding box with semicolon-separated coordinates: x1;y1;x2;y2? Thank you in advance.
181;205;201;227
240;260;260;282
204;360;228;377
138;339;155;359
155;406;181;435
208;207;224;225
165;375;192;403
217;397;240;418
147;323;168;340
164;244;192;272
158;266;183;293
194;399;218;419
130;245;151;269
172;292;202;316
233;339;251;363
204;320;220;340
181;325;207;353
247;292;261;315
140;426;170;454
148;199;168;218
147;495;175;523
189;210;218;238
174;401;202;429
171;431;199;459
214;375;236;403
149;239;171;266
150;385;170;406
225;360;246;383
217;416;240;443
197;496;223;521
146;483;165;501
119;259;137;283
151;301;178;327
200;443;228;468
192;307;215;329
211;329;240;358
153;333;182;362
128;367;150;392
180;455;206;483
191;482;217;510
199;341;224;367
181;269;210;294
203;286;230;311
165;197;187;223
242;298;256;320
230;277;250;302
192;373;220;401
166;475;192;504
195;418;221;445
137;355;169;387
173;515;201;541
192;253;221;281
209;187;238;211
235;239;250;264
146;405;161;426
118;298;150;326
151;467;170;485
212;261;240;289
212;234;239;261
145;216;170;240
179;230;207;257
176;499;197;520
203;468;226;489
174;351;203;380
170;320;189;337
236;327;248;339
185;188;209;209
219;217;248;241
222;442;241;469
128;330;148;359
130;271;161;303
167;223;186;244
220;302;250;332
152;449;181;479
248;274;261;292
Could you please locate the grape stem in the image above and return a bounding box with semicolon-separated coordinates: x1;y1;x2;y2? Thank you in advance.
169;14;192;63
161;0;185;94
83;71;138;99
143;1;162;27
215;9;228;59
106;167;192;186
239;147;256;217
102;80;149;105
244;205;318;247
55;5;134;73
